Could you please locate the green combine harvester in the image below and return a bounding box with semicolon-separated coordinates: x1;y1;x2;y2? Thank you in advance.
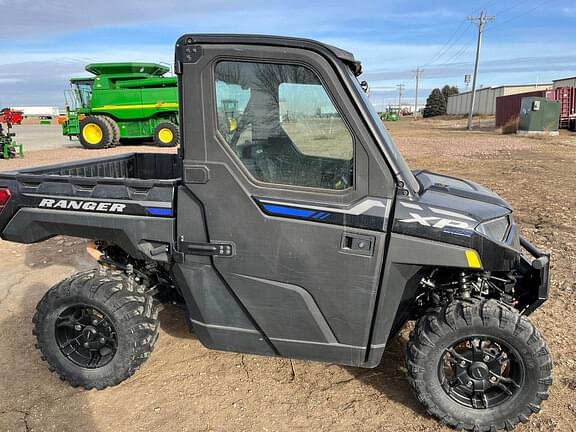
61;63;179;149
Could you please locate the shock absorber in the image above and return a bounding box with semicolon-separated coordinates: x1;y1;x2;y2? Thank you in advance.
458;271;473;299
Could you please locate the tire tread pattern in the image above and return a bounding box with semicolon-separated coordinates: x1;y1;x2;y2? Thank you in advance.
153;121;180;147
96;115;120;146
33;269;161;390
406;298;552;431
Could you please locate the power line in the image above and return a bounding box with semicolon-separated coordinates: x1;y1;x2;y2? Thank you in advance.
490;0;525;17
442;33;476;65
493;0;558;27
421;22;470;67
467;10;495;130
477;0;501;13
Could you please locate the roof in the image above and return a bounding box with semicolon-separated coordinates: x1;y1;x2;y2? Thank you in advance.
553;76;576;82
176;34;362;76
85;63;169;76
70;77;95;82
453;84;552;97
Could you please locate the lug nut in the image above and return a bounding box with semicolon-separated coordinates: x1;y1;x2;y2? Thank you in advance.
484;355;490;362
92;320;98;326
460;361;467;367
74;324;82;331
467;381;473;387
83;342;89;348
100;338;105;344
490;376;497;383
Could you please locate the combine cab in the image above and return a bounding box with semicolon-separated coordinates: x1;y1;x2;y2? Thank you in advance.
61;63;179;149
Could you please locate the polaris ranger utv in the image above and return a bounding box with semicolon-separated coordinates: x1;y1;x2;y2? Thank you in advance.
0;35;551;431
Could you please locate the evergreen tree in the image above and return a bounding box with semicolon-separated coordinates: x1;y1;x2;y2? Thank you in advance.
423;88;447;117
441;85;459;102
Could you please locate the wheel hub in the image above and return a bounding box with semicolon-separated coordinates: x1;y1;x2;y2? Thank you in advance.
158;128;173;143
468;362;490;380
439;337;524;409
82;123;103;145
55;305;117;369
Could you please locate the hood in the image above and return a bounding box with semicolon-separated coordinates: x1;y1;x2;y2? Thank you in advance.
415;171;511;212
394;171;513;233
393;171;520;269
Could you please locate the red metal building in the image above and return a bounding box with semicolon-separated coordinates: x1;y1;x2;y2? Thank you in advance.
495;90;548;131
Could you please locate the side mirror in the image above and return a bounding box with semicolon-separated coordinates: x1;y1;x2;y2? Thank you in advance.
360;80;369;95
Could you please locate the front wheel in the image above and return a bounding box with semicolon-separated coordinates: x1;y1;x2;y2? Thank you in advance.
33;269;161;389
406;299;552;431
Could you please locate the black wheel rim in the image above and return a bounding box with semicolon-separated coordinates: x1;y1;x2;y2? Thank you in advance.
438;337;525;409
55;305;118;369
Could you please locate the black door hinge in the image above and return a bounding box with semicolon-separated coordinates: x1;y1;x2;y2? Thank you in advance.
176;238;235;257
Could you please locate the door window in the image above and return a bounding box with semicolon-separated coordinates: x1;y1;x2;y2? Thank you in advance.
215;61;354;190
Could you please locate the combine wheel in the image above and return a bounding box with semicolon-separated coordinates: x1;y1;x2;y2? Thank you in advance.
97;116;121;146
79;116;113;149
153;122;179;147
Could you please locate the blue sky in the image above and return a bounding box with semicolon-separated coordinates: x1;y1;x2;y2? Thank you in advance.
1;0;575;109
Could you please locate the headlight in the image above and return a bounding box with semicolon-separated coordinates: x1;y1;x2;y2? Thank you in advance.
476;215;511;242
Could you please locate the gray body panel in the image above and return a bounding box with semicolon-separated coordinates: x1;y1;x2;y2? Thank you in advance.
364;233;481;366
2;208;174;261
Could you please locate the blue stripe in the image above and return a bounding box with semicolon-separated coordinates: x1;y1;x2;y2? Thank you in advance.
262;204;316;218
147;207;173;217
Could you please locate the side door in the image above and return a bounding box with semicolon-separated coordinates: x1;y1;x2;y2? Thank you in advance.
177;44;397;366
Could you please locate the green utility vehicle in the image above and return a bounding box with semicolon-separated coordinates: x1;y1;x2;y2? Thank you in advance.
62;63;179;149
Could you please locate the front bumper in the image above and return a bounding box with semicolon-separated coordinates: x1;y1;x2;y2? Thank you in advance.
517;235;550;315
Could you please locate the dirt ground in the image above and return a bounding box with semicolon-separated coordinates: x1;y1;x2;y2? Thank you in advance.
1;119;575;431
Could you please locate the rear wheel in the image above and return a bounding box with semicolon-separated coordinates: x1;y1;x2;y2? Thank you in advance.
406;299;552;431
79;116;113;149
153;122;179;147
33;269;161;389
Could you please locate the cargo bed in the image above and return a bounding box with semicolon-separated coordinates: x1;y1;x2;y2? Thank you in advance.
0;152;180;261
6;152;181;182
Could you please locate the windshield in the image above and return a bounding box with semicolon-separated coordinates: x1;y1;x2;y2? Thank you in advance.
71;80;93;109
347;70;420;194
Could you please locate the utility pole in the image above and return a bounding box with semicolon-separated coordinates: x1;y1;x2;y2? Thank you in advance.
467;10;495;130
397;84;405;114
413;68;423;118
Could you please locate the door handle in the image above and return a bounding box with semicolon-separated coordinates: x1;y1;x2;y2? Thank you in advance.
341;233;375;256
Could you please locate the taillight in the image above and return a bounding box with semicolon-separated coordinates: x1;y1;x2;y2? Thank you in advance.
0;188;12;214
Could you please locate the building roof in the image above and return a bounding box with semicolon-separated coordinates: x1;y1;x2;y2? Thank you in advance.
454;83;552;97
553;76;576;82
